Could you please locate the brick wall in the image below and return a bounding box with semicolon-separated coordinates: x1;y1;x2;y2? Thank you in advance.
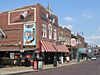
0;3;59;51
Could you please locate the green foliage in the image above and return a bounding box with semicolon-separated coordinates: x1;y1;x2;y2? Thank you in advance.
0;57;11;66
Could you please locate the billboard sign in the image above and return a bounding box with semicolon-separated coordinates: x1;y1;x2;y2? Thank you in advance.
23;23;36;46
8;8;36;25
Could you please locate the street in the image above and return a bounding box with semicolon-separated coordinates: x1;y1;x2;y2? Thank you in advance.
13;59;100;75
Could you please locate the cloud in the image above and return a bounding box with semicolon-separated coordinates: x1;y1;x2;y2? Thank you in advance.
86;40;94;44
64;16;73;22
83;14;93;19
91;36;100;39
66;24;72;30
85;35;100;45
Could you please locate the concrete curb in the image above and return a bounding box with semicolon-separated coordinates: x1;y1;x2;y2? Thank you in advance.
0;60;86;75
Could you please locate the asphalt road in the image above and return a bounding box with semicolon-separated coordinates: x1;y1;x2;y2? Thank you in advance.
14;59;100;75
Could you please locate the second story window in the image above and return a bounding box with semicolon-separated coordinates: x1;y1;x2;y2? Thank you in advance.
65;37;71;45
0;32;4;39
0;28;6;39
54;29;57;40
48;24;52;39
42;24;47;38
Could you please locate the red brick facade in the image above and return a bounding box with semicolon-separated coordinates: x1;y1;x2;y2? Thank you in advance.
0;3;58;52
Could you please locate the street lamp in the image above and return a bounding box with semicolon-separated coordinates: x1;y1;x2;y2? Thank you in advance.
77;39;81;63
76;32;83;63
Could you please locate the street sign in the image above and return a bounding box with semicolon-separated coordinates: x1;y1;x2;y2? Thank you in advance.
10;53;15;59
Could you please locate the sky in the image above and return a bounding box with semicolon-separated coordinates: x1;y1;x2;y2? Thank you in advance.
0;0;100;45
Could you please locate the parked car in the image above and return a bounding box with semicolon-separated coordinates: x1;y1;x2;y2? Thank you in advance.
90;55;96;60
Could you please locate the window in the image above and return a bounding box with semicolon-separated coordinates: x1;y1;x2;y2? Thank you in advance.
68;38;71;45
63;36;66;44
54;29;57;40
52;19;55;23
48;24;52;39
65;37;71;45
0;32;4;39
0;28;6;39
59;34;61;41
46;14;48;18
42;24;47;38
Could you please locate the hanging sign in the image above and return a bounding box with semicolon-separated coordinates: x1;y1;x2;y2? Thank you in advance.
71;38;77;46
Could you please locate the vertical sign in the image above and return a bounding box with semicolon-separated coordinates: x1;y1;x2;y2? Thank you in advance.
71;38;77;46
10;53;15;59
23;23;36;45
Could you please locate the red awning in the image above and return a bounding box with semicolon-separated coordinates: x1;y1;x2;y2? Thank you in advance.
53;45;69;52
40;40;57;52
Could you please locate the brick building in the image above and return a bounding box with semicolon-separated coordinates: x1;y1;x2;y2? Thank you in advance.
58;26;71;45
57;26;71;60
71;33;87;59
0;3;69;65
77;34;85;48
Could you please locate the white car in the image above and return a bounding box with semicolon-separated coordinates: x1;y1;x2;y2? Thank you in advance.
91;56;96;60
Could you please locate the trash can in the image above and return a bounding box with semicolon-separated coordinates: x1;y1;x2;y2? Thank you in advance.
37;57;43;69
33;57;43;70
53;56;57;67
33;58;38;69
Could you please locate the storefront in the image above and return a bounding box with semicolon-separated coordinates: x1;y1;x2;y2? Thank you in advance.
78;48;87;59
71;47;77;59
0;47;38;66
53;44;69;63
40;40;69;64
40;40;57;64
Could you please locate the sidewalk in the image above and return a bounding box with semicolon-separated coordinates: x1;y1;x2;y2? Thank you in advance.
0;60;85;75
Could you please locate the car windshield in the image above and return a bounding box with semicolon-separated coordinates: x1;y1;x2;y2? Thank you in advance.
91;55;96;58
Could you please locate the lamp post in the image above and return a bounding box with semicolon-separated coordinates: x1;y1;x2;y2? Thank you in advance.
71;38;77;59
77;39;80;63
76;32;83;63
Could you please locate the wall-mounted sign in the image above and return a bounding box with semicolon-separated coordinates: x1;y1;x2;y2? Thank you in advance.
8;8;36;25
10;53;15;59
71;38;77;46
23;23;36;46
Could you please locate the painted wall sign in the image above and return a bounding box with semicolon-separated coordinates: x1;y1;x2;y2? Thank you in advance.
8;8;36;25
23;23;36;46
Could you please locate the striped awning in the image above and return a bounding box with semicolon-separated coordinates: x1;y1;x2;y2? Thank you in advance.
53;45;69;52
40;40;57;52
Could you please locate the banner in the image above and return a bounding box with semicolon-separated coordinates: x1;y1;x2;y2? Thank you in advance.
23;23;36;45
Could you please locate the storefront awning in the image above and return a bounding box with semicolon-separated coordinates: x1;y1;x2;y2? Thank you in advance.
53;45;69;52
79;48;87;54
0;48;38;52
40;40;57;52
0;48;20;52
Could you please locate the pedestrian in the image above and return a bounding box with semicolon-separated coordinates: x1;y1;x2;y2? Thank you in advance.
13;60;17;66
66;56;70;63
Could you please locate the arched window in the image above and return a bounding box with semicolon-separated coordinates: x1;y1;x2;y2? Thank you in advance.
0;28;6;39
42;24;47;38
48;24;52;39
54;29;57;40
